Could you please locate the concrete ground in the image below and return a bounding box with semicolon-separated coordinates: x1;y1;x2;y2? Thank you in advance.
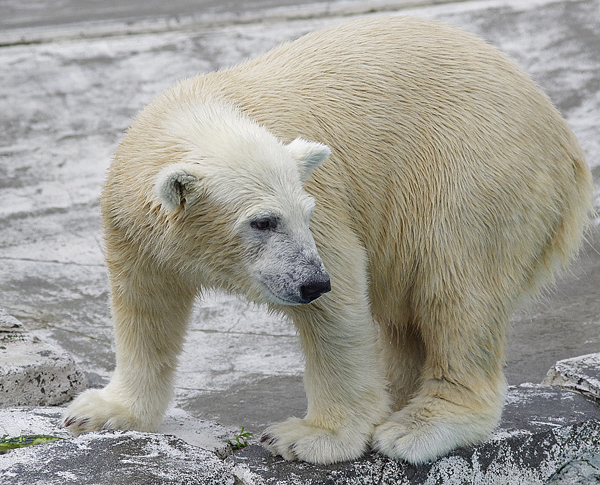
0;0;599;441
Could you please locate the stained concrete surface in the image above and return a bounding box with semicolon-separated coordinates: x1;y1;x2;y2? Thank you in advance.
0;0;599;449
0;0;447;45
0;0;415;31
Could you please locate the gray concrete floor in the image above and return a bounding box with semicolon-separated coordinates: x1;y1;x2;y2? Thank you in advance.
0;0;354;30
0;0;599;434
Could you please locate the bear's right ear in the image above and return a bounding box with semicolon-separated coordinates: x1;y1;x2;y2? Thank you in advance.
153;163;204;211
287;138;331;181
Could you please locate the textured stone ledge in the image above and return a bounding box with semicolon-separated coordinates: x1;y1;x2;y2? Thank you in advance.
0;309;86;406
543;353;600;401
229;385;600;485
1;429;234;485
0;407;237;484
1;386;599;484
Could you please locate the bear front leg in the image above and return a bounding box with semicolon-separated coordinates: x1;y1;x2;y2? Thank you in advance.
64;257;196;435
260;249;391;464
373;290;509;464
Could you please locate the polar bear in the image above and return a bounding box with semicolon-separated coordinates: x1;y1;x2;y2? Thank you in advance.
64;16;593;464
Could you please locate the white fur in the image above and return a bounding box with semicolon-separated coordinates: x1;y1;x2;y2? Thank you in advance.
153;163;204;211
64;17;593;466
288;138;332;181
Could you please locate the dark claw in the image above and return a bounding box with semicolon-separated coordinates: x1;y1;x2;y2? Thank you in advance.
260;434;277;446
288;444;297;459
64;417;76;427
65;416;90;429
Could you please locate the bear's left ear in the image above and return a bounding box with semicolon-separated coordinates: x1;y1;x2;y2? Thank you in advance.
287;138;331;181
153;162;205;211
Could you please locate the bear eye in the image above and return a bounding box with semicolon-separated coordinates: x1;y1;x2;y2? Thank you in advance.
251;217;278;231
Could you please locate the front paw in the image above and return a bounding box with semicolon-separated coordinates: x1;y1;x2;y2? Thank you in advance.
260;417;369;465
372;402;497;464
63;388;143;436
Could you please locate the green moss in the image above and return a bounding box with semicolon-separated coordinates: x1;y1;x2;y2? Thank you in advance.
0;434;63;453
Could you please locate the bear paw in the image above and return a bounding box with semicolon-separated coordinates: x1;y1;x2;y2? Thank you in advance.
260;417;369;465
63;388;146;436
372;404;495;464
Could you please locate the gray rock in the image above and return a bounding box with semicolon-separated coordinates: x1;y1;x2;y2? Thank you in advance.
229;385;600;485
0;406;238;484
541;357;600;484
0;406;237;456
1;385;600;484
0;308;86;406
0;407;72;439
159;407;238;458
543;352;600;400
0;430;235;485
547;452;600;484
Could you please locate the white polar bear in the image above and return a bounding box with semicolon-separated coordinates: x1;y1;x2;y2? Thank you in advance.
64;16;594;465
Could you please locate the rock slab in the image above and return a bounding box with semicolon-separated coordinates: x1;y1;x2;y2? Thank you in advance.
0;429;235;485
0;407;237;484
0;406;235;456
543;352;600;400
0;308;86;406
1;385;600;484
229;385;600;485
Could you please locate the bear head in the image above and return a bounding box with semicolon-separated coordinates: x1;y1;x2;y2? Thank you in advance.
152;100;331;306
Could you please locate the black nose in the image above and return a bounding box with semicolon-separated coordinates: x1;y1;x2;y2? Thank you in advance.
300;278;331;303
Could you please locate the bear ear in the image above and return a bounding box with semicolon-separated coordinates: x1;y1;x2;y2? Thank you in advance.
287;138;331;181
153;163;204;211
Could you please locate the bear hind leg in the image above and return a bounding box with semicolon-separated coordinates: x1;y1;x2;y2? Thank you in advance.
373;291;509;464
378;315;426;412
